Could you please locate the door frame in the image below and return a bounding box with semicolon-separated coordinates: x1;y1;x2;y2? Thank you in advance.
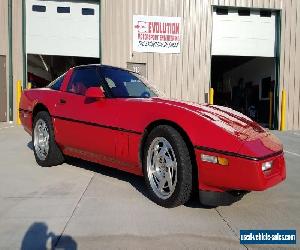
0;55;7;122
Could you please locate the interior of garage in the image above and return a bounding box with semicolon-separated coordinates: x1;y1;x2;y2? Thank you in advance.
27;54;99;88
211;7;279;128
211;56;275;126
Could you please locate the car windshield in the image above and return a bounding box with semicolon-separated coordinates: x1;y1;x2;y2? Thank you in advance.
100;67;158;98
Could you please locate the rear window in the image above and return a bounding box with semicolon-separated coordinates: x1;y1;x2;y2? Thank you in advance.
67;68;101;96
48;75;64;91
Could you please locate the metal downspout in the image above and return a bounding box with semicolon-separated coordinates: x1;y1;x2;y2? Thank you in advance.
8;0;13;121
99;0;102;64
22;0;27;89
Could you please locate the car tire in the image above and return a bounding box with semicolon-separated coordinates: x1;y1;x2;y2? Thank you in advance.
32;111;64;167
143;125;192;208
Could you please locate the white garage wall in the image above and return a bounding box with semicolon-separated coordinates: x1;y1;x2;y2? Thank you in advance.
26;0;99;58
223;57;275;100
212;9;276;57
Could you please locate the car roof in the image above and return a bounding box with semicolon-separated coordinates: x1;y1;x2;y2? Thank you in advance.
73;64;138;74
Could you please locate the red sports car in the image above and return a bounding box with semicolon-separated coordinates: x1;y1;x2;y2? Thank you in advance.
19;65;286;207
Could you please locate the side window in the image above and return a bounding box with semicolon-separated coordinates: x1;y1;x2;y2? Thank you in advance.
67;68;101;96
48;75;64;91
101;68;155;98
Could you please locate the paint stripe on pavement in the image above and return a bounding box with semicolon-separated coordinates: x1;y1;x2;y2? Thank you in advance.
284;150;300;157
0;126;15;130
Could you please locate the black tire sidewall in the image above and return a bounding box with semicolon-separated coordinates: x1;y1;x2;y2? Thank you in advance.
143;125;192;208
32;111;61;167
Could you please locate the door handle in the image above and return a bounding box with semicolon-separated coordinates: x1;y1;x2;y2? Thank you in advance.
60;99;66;104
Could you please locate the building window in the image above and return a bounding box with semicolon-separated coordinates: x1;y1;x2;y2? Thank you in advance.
82;8;95;15
238;9;251;16
216;8;228;15
260;10;272;17
32;5;46;12
57;7;70;13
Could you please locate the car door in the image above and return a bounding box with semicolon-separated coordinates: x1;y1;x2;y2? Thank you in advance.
98;66;155;168
53;66;118;163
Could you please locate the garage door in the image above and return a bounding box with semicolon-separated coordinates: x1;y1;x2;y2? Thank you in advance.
212;8;276;57
26;0;99;58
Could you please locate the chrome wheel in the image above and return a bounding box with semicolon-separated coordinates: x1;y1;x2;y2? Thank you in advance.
146;137;177;199
34;119;49;161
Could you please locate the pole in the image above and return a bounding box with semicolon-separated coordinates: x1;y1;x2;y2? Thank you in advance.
280;89;286;131
16;80;22;125
209;88;214;105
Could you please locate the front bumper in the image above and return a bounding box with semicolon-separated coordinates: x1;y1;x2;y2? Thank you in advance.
195;148;286;192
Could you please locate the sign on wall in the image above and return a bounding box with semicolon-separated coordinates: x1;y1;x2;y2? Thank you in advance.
133;15;181;54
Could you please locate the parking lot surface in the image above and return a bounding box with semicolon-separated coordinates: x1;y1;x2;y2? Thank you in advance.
0;124;299;249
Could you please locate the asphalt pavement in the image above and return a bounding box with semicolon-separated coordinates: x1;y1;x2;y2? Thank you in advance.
0;123;299;249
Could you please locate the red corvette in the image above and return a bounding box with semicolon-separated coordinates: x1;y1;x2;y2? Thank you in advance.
19;65;286;207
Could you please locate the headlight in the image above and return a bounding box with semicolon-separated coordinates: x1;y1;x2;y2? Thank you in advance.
262;161;273;171
201;154;218;164
201;154;229;166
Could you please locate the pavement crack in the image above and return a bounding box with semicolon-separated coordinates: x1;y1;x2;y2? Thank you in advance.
215;208;248;250
53;173;95;248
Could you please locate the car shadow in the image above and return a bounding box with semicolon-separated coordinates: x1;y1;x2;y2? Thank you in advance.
66;156;151;200
26;140;240;209
67;157;221;209
27;140;150;200
27;141;34;150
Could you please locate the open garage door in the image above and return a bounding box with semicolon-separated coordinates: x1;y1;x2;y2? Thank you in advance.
212;8;276;57
26;0;99;57
211;7;279;128
26;0;100;87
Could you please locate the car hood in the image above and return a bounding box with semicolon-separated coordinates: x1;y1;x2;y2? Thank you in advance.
151;98;283;158
152;97;263;138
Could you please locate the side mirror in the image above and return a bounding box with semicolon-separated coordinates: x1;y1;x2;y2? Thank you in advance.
85;87;105;99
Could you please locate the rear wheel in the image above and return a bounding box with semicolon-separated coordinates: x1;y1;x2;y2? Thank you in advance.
143;125;192;208
33;111;64;167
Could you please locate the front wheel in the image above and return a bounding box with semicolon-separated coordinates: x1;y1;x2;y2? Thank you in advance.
143;125;192;208
33;111;64;167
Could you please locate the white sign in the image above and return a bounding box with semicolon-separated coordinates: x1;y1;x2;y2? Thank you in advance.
133;15;181;53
